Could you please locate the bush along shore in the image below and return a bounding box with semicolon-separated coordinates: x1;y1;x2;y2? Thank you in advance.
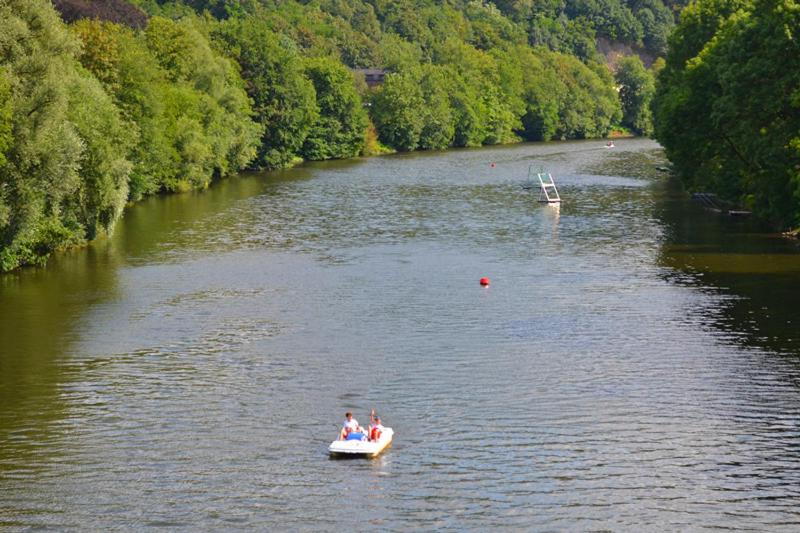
1;0;672;271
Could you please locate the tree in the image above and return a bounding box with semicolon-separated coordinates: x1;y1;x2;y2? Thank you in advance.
64;67;134;239
630;0;675;56
417;65;455;150
211;17;317;168
377;32;424;72
144;16;260;184
540;52;621;139
465;1;527;50
0;70;11;169
52;0;148;29
704;0;800;227
0;0;87;270
74;19;176;199
653;0;750;195
433;39;520;145
0;69;13;239
301;56;368;160
447;71;488;147
615;55;655;135
516;46;562;141
370;70;425;151
653;0;800;228
565;0;644;44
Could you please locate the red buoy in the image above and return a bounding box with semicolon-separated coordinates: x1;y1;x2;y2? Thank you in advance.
490;162;496;168
480;277;490;286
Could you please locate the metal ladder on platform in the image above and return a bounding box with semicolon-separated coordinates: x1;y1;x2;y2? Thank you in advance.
529;166;561;203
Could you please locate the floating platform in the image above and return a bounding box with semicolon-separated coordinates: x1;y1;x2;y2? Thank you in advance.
692;193;751;216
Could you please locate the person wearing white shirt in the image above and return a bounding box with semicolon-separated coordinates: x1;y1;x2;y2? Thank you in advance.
340;412;363;439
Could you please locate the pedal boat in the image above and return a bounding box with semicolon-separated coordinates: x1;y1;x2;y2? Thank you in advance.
329;428;393;457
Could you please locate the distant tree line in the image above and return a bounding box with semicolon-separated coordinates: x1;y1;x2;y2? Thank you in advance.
0;0;667;271
653;0;800;230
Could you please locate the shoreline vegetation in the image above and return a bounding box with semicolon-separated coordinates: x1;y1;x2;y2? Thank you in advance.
652;0;800;233
0;0;726;272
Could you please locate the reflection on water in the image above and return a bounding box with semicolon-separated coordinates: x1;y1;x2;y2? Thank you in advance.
0;249;120;474
2;139;800;530
652;172;800;355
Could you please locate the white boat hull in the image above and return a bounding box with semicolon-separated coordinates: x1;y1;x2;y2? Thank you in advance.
329;428;393;457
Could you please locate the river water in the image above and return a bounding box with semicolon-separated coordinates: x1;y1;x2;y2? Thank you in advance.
2;139;800;530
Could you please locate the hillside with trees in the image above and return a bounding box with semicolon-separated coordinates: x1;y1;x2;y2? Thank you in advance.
0;0;674;271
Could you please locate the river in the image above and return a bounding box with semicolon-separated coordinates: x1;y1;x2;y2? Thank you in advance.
2;139;800;530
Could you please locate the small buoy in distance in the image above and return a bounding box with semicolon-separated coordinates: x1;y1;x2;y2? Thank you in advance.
490;162;496;168
480;277;490;286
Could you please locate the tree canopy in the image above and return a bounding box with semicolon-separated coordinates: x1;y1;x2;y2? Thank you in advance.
616;55;655;135
653;0;800;229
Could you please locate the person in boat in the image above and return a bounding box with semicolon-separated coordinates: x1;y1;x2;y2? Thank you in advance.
340;412;365;440
368;409;384;442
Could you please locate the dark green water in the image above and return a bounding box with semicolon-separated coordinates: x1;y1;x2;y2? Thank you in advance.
1;139;800;530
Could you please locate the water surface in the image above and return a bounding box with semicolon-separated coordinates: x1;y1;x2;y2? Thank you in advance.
2;139;800;530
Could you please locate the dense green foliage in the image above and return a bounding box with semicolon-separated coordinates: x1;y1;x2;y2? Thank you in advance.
2;0;674;270
53;0;148;28
494;0;679;58
653;0;800;229
124;0;670;152
301;57;368;160
0;71;12;170
210;18;317;168
141;17;260;190
0;0;113;270
0;0;260;271
616;55;655;135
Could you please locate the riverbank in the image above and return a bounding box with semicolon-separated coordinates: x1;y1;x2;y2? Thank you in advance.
0;135;627;274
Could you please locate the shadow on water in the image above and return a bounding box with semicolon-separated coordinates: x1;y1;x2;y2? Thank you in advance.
587;147;800;356
609;155;800;356
109;168;310;262
0;247;120;481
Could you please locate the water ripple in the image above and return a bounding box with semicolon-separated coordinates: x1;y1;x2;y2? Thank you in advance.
2;140;800;530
